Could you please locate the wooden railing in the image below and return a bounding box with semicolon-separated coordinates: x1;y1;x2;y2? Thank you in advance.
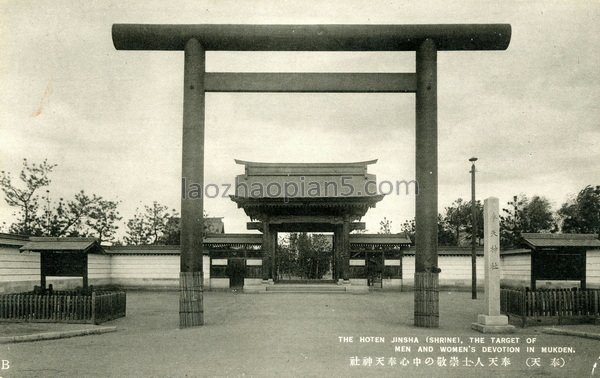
501;288;600;326
0;290;126;325
92;291;127;324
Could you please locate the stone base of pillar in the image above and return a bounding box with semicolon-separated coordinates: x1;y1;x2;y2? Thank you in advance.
414;272;439;328
179;271;203;328
346;284;369;294
382;278;403;290
244;280;268;293
471;314;515;333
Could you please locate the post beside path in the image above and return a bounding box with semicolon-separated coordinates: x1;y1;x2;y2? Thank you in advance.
471;197;515;333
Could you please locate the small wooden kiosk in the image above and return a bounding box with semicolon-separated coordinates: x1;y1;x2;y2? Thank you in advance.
522;233;600;290
20;237;105;291
0;237;125;324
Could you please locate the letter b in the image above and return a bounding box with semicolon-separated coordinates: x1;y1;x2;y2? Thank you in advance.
1;360;9;369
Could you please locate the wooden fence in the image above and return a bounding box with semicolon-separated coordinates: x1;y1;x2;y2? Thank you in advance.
0;290;126;325
501;288;600;327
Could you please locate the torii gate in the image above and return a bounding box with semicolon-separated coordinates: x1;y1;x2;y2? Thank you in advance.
112;24;511;328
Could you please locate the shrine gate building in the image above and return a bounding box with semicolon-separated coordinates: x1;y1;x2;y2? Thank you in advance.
210;159;411;292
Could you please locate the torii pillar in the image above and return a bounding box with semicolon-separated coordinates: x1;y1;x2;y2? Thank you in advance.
179;38;205;327
112;23;511;328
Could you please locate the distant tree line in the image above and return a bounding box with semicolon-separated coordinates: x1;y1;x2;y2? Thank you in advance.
400;187;599;249
120;206;211;246
0;159;211;245
1;159;121;242
2;159;599;249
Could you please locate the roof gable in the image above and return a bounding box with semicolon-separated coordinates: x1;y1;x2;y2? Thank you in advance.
20;237;104;254
522;233;600;248
349;233;411;246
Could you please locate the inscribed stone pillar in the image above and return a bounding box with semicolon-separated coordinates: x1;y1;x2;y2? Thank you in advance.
471;196;515;333
484;197;501;315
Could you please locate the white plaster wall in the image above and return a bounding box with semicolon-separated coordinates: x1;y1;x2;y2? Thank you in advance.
402;255;415;289
244;278;262;286
349;278;367;286
438;256;484;288
587;250;600;289
203;254;211;286
110;254;210;289
13;241;590;293
500;254;530;288
402;255;484;290
382;278;402;290
88;253;111;286
111;255;179;288
210;278;230;289
0;246;40;293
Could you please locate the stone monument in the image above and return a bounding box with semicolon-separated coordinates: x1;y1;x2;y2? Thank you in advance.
471;197;515;333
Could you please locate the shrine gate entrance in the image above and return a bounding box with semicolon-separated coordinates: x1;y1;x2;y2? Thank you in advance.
112;23;511;328
231;160;383;283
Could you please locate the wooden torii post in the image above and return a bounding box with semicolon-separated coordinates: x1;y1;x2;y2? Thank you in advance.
112;24;511;328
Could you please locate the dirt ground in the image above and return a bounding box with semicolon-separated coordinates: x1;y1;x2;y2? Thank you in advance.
1;290;599;377
0;323;102;338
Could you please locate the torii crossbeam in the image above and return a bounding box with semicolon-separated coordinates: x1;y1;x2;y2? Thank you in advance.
112;23;511;328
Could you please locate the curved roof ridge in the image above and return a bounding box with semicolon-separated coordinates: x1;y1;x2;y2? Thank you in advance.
235;159;377;166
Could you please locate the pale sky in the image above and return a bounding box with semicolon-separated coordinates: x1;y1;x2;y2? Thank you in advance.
0;0;598;237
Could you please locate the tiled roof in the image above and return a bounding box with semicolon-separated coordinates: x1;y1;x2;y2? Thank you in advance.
105;234;263;254
0;233;28;247
404;246;484;256
500;248;531;255
204;233;262;245
105;245;181;255
235;159;378;176
20;237;104;254
349;233;412;245
522;233;600;248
